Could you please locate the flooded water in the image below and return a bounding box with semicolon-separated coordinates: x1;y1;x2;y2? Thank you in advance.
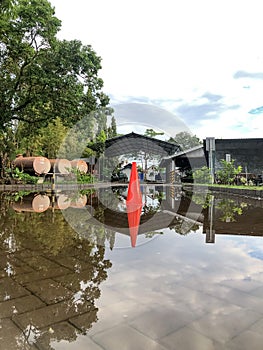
1;185;263;349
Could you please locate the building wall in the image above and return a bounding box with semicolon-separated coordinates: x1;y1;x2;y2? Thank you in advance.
213;139;263;174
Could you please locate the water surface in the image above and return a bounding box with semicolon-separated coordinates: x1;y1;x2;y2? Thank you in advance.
0;186;263;349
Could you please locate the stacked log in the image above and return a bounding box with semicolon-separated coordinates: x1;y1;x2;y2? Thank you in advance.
49;159;72;174
71;159;88;173
70;194;87;208
53;194;71;210
13;155;51;175
12;194;50;213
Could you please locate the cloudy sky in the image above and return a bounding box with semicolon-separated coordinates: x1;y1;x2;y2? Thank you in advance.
50;0;263;139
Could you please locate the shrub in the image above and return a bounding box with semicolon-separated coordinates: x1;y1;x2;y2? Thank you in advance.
10;168;38;184
193;166;212;184
216;160;242;185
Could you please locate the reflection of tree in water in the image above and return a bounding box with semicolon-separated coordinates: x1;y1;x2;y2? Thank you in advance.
169;217;200;235
216;199;247;222
142;202;160;215
0;194;112;349
191;192;248;223
64;206;116;249
145;231;164;238
191;192;212;209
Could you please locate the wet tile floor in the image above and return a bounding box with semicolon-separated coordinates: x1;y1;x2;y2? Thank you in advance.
1;231;263;350
1;188;263;349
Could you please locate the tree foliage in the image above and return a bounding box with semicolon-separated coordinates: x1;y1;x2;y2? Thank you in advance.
144;128;164;138
108;116;117;139
192;166;212;184
0;0;110;130
0;0;113;176
168;131;201;150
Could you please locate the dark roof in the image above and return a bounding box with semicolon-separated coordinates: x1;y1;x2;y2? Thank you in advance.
122;163;132;169
105;132;180;157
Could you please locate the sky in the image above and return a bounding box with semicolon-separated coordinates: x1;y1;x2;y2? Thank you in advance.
49;0;263;140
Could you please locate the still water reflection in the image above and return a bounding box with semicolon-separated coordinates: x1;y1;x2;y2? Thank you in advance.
0;186;263;349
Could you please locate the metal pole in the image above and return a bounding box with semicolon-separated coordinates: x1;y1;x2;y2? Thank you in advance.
206;137;215;184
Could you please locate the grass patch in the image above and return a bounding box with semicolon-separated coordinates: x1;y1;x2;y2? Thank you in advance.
183;183;262;190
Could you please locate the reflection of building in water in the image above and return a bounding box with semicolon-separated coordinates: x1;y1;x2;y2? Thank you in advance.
8;187;263;248
0;196;112;348
93;187;263;244
86;185;205;239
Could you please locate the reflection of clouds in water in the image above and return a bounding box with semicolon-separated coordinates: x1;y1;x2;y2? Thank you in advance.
249;250;263;261
222;236;263;262
106;232;263;289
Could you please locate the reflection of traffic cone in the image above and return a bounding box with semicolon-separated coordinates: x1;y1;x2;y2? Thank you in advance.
127;204;142;247
126;162;142;247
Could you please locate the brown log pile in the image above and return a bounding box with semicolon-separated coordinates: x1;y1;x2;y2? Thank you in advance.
49;159;72;174
71;159;88;173
12;194;50;213
13;155;51;175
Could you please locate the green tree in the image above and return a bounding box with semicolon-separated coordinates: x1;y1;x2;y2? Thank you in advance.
216;159;242;185
0;127;17;178
87;130;107;158
144;128;164;138
0;0;15;13
169;131;201;150
14;122;43;156
0;0;110;130
38;117;68;158
108;116;117;138
14;117;67;158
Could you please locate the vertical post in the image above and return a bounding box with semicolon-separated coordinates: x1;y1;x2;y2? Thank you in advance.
51;168;56;217
206;137;215;184
171;159;175;184
206;194;215;243
245;166;248;183
51;168;55;193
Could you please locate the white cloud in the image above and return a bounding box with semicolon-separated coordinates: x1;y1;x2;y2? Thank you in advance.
50;0;263;138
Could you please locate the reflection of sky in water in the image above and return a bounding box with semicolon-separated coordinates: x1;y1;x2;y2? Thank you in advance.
105;229;263;286
223;235;263;261
105;230;162;249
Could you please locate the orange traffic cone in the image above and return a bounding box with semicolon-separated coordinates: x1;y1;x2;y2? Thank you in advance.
126;162;142;247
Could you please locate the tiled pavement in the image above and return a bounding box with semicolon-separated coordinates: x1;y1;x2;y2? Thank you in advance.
1;246;263;350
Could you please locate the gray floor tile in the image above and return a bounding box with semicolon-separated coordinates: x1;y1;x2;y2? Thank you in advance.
129;306;200;340
87;298;151;336
249;317;263;333
227;330;263;350
188;308;262;343
92;324;167;350
49;335;104;349
160;326;225;350
34;322;103;350
249;285;263;299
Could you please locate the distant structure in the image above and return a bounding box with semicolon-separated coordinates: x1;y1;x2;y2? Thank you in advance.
206;138;263;174
161;138;263;183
